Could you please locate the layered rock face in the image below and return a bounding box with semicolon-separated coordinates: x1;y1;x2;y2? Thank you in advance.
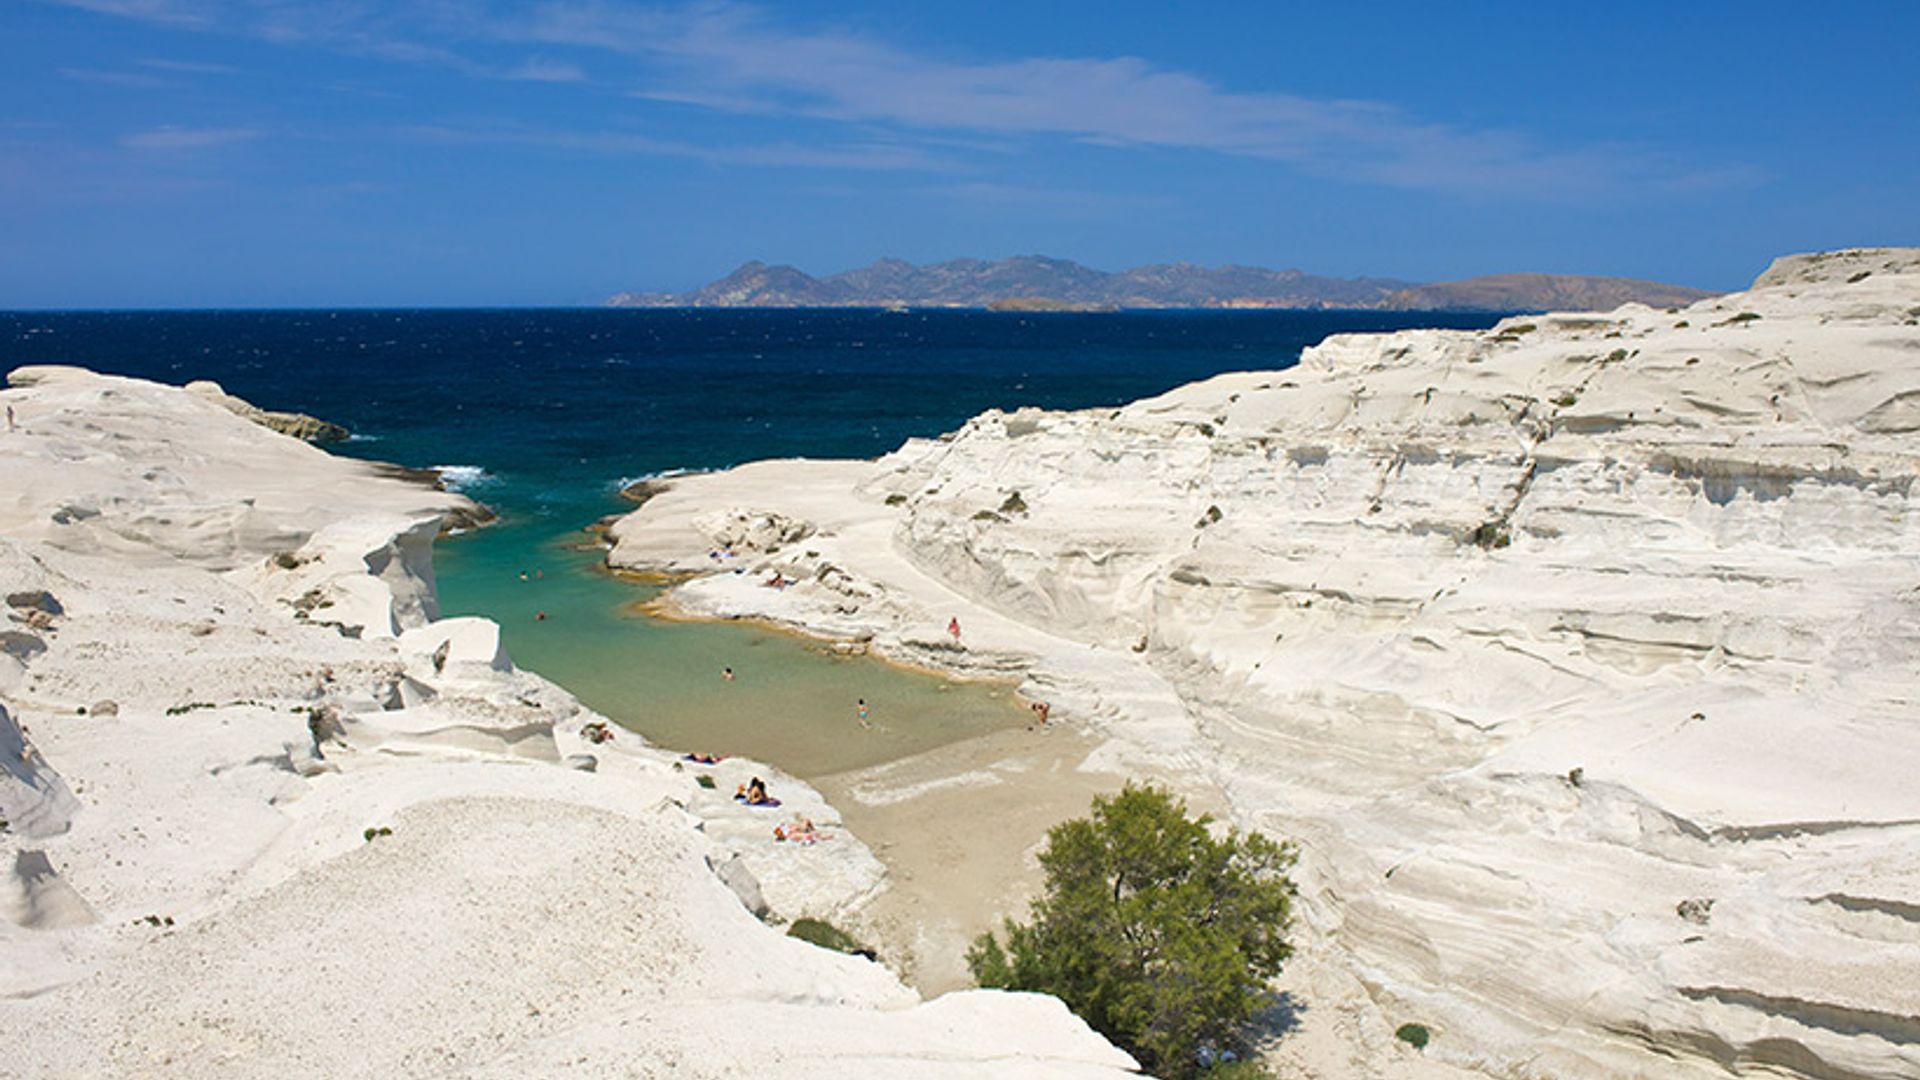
610;249;1920;1078
0;368;1135;1078
878;248;1920;1078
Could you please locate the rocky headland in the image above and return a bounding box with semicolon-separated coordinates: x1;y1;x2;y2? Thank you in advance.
0;366;1135;1077
606;248;1920;1078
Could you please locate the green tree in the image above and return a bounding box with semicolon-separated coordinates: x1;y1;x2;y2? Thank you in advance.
967;783;1298;1077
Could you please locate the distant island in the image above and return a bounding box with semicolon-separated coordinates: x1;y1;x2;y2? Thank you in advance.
608;255;1718;312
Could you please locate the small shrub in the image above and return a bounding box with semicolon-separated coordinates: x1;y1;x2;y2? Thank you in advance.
1469;522;1511;550
165;702;215;716
788;917;872;957
1605;348;1630;364
363;826;393;842
1719;311;1762;326
1505;322;1536;335
971;509;1006;523
1551;391;1577;408
1395;1023;1431;1050
969;783;1297;1078
1196;422;1216;437
272;552;301;570
1846;270;1871;284
694;774;716;789
884;493;907;506
1673;320;1690;328
1196;504;1224;528
999;491;1029;515
1568;766;1584;787
1676;897;1714;925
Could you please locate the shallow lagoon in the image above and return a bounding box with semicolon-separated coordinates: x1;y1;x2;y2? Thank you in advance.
435;518;1030;777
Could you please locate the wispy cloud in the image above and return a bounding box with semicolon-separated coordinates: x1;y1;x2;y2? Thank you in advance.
60;67;176;89
51;0;211;26
505;58;586;83
121;125;261;149
401;123;949;171
50;0;1751;197
140;57;240;74
499;3;1739;198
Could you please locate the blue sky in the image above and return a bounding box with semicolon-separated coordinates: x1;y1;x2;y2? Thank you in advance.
4;1;1916;307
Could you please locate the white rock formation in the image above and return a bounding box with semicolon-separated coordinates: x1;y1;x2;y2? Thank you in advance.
0;367;1136;1077
608;248;1920;1079
185;378;350;443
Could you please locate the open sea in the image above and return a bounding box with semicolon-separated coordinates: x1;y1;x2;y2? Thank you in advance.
2;308;1501;774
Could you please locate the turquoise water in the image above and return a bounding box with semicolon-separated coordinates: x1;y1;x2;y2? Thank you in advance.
435;528;1025;777
3;308;1504;772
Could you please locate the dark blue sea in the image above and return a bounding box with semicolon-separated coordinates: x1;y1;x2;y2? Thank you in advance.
1;308;1501;772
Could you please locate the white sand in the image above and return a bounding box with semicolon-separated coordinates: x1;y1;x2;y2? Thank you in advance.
608;248;1920;1079
0;366;1136;1077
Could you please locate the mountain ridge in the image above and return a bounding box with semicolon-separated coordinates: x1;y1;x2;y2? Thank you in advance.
609;256;1717;312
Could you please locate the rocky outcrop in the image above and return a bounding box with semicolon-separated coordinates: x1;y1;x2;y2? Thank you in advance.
608;248;1920;1078
185;378;350;442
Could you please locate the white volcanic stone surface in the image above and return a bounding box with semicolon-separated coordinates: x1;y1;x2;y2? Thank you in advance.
0;368;1137;1078
608;247;1920;1079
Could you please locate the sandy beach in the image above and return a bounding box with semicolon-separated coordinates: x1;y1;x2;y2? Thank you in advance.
815;722;1117;994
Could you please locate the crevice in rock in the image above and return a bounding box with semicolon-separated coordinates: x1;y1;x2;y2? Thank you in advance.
1678;984;1920;1047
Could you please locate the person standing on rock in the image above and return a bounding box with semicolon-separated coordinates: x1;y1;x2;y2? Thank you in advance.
947;616;961;643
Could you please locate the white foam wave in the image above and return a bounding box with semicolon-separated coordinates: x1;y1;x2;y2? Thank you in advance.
432;464;497;492
609;467;703;493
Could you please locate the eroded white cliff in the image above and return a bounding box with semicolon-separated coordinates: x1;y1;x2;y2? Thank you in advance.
609;248;1920;1078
